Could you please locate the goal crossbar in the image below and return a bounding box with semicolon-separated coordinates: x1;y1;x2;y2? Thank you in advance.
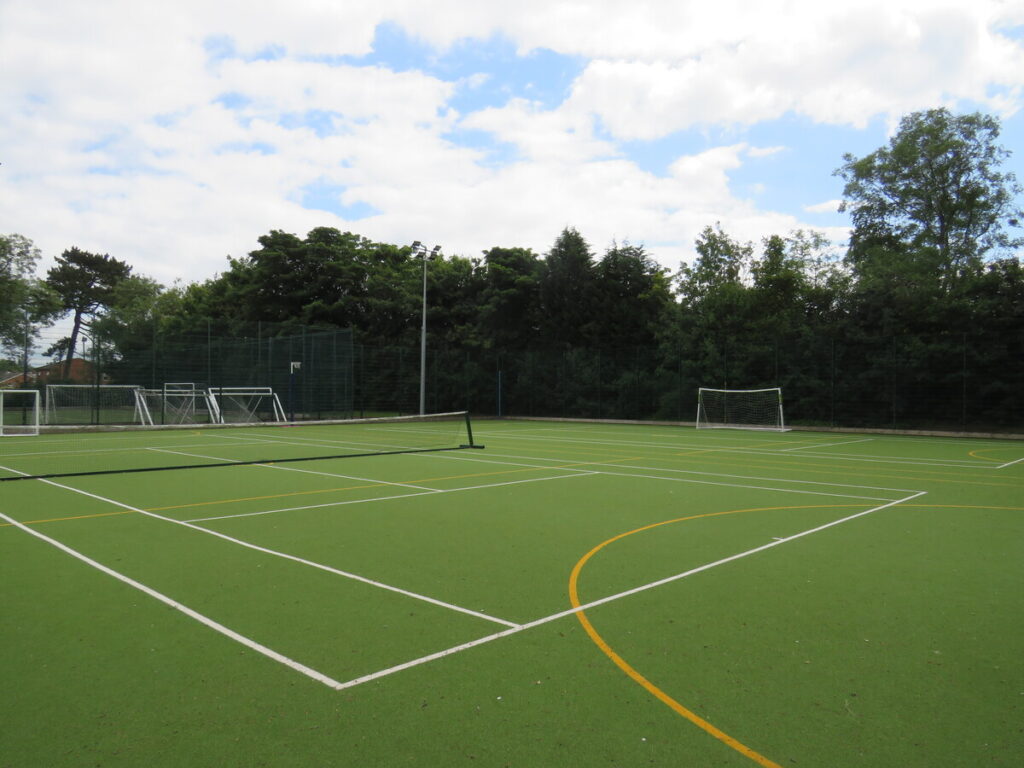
696;387;789;432
1;389;41;436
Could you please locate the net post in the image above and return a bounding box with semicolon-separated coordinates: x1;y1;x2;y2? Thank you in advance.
460;411;484;449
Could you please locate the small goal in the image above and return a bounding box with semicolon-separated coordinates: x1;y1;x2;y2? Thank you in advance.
45;384;153;426
140;383;217;425
696;387;789;432
208;387;286;424
1;389;41;436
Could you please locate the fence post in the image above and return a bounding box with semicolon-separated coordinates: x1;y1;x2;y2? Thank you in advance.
961;332;968;432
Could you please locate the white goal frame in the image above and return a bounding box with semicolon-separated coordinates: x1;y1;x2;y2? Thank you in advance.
695;387;789;432
1;389;41;436
140;383;217;425
45;384;153;426
207;387;286;424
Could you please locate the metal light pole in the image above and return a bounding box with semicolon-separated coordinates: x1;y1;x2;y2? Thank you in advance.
411;241;441;415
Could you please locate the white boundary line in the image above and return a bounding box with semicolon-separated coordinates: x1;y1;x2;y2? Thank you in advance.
0;508;346;689
781;437;874;452
33;477;520;629
185;472;597;523
423;449;921;496
476;430;1014;469
148;447;439;491
332;490;928;690
996;456;1024;469
4;458;929;693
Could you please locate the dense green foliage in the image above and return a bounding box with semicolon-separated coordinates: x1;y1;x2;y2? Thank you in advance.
0;234;61;374
16;109;1024;429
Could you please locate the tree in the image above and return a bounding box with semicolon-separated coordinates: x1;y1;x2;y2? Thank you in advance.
0;234;62;374
478;246;542;351
538;227;596;347
591;241;672;348
675;223;752;309
46;247;132;379
1;234;41;347
836;108;1023;288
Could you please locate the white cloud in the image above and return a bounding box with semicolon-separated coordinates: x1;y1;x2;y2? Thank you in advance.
0;0;1020;289
805;200;843;214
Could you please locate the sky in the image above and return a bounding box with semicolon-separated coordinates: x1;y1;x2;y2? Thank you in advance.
2;0;1023;289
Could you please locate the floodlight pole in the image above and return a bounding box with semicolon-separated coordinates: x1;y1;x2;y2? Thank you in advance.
411;242;437;415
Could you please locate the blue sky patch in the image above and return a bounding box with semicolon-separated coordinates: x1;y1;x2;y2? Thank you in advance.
300;179;379;219
336;22;586;114
214;92;251;111
442;126;519;167
278;110;347;138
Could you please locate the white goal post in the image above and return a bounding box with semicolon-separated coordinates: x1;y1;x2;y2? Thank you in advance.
207;387;286;424
1;389;41;436
140;383;217;425
45;384;154;426
696;387;789;432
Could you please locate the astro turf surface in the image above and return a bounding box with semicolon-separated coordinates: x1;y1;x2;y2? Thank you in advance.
1;419;1022;766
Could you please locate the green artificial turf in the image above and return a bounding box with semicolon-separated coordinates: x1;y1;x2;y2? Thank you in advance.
1;420;1021;766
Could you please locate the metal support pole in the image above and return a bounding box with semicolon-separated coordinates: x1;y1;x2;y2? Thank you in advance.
412;242;440;416
420;250;427;415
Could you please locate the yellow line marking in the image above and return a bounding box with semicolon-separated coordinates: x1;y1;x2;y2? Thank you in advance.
2;456;645;523
568;501;1023;765
148;457;644;512
967;447;1022;462
569;505;803;767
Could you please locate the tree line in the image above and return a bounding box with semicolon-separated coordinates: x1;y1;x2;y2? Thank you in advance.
2;108;1022;429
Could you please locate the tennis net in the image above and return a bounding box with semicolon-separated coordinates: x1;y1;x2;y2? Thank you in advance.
0;411;481;481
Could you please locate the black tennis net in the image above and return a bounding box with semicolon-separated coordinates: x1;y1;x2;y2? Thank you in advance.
0;411;481;481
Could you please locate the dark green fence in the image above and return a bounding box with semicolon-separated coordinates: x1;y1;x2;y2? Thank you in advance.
29;321;1024;433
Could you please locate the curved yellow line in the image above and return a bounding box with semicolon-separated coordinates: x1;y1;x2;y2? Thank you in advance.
569;501;1023;764
967;447;1016;462
568;505;818;767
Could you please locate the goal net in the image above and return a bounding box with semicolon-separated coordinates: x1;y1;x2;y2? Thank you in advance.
1;389;41;436
140;383;217;425
208;387;286;424
696;387;789;431
45;384;153;426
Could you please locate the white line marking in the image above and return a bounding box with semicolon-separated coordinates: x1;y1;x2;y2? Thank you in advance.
185;472;597;523
333;490;928;690
592;467;896;501
781;438;874;452
150;447;439;491
147;447;239;462
244;461;439;491
476;431;1004;468
419;454;917;501
0;509;345;689
996;456;1024;469
34;478;520;629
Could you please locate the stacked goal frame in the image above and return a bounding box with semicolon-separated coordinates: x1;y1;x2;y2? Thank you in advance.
1;389;41;436
695;387;789;432
45;384;154;426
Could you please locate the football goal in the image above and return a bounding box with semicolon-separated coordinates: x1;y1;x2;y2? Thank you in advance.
696;387;789;431
140;383;217;425
208;387;286;424
1;389;41;436
45;384;153;426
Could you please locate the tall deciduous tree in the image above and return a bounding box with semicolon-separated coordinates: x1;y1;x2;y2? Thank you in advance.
46;247;132;379
836;108;1023;288
1;234;61;374
1;234;41;346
